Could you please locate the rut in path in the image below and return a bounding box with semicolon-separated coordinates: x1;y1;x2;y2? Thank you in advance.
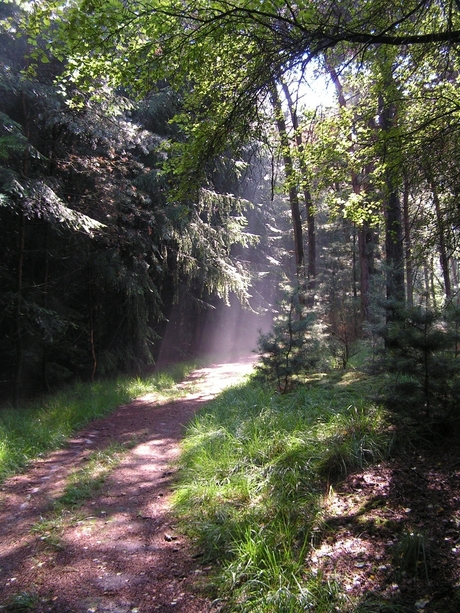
0;357;257;613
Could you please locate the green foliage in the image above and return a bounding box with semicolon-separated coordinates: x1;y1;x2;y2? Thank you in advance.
4;0;460;407
255;289;321;392
317;404;390;480
0;112;27;161
377;303;460;422
393;529;429;580
174;375;391;612
26;0;459;193
0;2;263;400
3;591;42;613
56;442;126;507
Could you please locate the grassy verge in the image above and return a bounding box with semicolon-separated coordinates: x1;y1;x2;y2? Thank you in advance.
0;362;195;484
173;370;393;613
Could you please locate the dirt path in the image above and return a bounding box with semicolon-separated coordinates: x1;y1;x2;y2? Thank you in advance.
0;357;257;613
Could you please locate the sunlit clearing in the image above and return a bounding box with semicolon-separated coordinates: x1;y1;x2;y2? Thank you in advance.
157;291;274;367
200;301;264;362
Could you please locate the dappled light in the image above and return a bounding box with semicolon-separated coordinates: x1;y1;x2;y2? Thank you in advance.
173;370;460;612
0;359;256;612
156;290;273;369
309;457;460;611
2;1;460;612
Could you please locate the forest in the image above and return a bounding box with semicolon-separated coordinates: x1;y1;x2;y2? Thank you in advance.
1;0;460;407
1;2;460;613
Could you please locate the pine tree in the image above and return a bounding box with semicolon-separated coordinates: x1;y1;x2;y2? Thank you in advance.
378;303;460;423
255;288;320;393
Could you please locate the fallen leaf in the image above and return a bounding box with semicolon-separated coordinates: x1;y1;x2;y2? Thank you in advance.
415;598;430;609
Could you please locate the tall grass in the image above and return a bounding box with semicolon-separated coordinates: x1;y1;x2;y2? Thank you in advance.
0;362;195;483
174;373;392;612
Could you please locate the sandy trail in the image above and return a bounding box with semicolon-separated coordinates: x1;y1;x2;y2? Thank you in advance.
0;356;257;613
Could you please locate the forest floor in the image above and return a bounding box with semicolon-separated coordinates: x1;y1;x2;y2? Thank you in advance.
0;357;257;613
1;358;460;613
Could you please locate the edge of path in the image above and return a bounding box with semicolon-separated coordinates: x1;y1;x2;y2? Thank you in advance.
0;355;258;613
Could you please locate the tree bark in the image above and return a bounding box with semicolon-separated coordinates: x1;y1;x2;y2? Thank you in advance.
41;224;50;393
429;175;452;301
13;211;25;407
13;88;31;405
402;178;414;306
280;80;316;306
384;189;405;304
379;93;405;306
88;274;97;382
270;84;306;288
357;219;374;321
430;256;437;309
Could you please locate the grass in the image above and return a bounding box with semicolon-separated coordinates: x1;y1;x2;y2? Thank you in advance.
2;591;42;612
393;529;429;580
0;362;195;484
173;371;393;612
56;441;127;507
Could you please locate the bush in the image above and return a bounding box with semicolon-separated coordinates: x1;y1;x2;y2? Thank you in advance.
377;302;460;422
255;290;320;392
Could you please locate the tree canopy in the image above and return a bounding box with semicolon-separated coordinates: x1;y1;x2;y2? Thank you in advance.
2;0;460;402
22;1;458;185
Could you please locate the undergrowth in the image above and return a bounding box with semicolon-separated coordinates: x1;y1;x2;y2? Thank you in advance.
2;590;42;613
0;362;195;484
173;370;393;612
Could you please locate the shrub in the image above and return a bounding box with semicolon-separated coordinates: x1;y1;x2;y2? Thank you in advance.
377;302;460;422
255;290;320;392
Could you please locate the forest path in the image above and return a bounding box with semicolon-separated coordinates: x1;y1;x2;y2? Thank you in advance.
0;356;257;613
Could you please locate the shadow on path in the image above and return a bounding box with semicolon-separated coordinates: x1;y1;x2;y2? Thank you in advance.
0;357;256;613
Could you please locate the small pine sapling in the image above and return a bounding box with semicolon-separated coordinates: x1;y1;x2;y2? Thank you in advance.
255;289;320;392
378;302;460;422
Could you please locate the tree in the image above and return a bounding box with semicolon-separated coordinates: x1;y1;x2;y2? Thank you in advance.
324;61;378;322
378;303;460;422
270;83;306;287
8;0;460;400
1;2;267;401
26;1;460;282
373;54;406;307
255;287;320;393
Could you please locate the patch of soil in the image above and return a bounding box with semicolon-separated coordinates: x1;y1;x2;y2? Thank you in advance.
2;358;460;613
0;357;257;613
309;441;460;612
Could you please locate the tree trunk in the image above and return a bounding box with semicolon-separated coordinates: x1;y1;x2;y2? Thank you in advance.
88;275;97;382
13;89;31;405
451;258;459;292
304;186;316;306
423;264;431;308
358;220;374;321
13;212;25;407
384;189;405;304
379;93;405;306
402;178;414;306
281;80;317;306
40;224;50;392
270;84;306;288
430;256;437;309
429;175;452;301
352;223;358;300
